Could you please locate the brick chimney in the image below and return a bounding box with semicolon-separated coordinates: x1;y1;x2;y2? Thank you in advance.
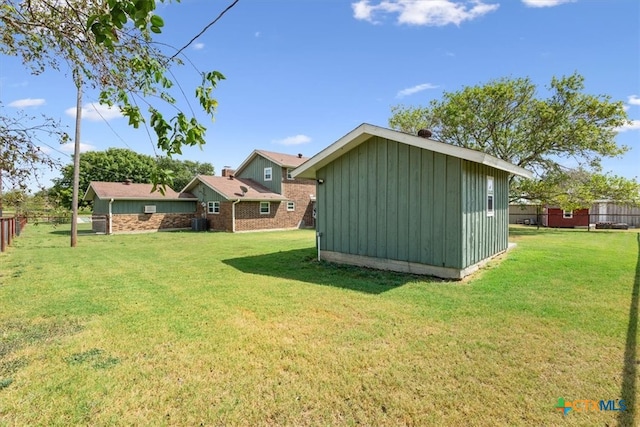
221;167;235;177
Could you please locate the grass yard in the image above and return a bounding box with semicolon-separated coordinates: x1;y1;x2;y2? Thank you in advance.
0;224;637;426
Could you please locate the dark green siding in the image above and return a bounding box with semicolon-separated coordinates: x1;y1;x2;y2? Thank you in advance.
317;136;465;269
93;198;109;214
461;161;509;267
236;156;282;194
191;182;228;203
93;198;196;214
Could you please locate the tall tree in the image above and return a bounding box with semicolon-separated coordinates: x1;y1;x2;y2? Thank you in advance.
155;157;214;191
0;105;67;189
50;148;214;208
389;73;637;204
50;148;156;208
513;169;639;211
1;0;232;186
0;105;68;214
1;0;236;243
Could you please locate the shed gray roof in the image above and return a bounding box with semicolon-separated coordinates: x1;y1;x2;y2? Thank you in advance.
292;123;534;179
181;175;287;201
83;181;197;201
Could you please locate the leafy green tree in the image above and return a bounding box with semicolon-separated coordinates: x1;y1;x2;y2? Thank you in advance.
513;169;640;211
51;148;156;208
50;148;214;208
0;106;69;214
0;105;68;189
389;73;636;204
1;0;233;186
155;157;214;191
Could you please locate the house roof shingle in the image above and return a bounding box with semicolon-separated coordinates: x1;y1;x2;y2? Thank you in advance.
83;181;197;201
183;175;287;201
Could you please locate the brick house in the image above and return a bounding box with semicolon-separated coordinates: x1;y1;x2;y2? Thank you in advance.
182;150;316;232
83;181;197;234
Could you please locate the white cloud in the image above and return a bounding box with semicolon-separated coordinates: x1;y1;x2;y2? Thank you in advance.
273;134;312;146
193;42;205;50
352;0;499;26
255;31;261;37
616;120;640;133
396;83;439;98
65;103;122;121
8;98;46;108
522;0;575;7
628;95;640;106
60;142;97;153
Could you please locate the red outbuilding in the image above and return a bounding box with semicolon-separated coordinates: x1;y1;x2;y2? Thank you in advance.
546;208;590;228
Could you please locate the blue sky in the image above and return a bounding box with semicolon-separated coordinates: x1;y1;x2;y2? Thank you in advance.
1;0;639;191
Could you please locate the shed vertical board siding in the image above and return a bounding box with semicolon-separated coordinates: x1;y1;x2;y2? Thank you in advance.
237;156;281;194
317;165;326;250
444;156;462;268
431;153;447;267
325;161;336;251
318;136;472;270
408;146;422;262
461;161;509;268
386;140;399;260
376;138;388;259
110;200;196;214
349;147;359;255
358;144;369;255
496;169;509;253
367;140;378;257
396;143;410;261
420;150;434;263
340;155;351;253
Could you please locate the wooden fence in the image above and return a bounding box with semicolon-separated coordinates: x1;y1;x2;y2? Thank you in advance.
0;216;26;252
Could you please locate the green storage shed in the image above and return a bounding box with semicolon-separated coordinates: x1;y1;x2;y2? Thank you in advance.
292;123;533;279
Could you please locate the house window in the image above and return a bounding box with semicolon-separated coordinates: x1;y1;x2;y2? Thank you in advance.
207;201;220;214
563;210;573;219
260;202;270;214
287;168;293;180
264;167;272;181
287;201;295;211
487;176;494;217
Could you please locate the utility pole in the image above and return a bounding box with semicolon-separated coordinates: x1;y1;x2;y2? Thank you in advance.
70;72;82;247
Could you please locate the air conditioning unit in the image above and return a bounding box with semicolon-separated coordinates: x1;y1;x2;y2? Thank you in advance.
144;205;156;214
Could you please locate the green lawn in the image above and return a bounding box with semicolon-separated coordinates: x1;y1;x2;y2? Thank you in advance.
0;225;637;426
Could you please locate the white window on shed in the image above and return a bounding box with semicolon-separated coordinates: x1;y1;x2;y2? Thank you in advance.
264;167;272;181
487;176;494;217
563;210;573;219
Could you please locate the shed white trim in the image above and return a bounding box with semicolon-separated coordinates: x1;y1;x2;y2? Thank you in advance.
292;123;533;179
